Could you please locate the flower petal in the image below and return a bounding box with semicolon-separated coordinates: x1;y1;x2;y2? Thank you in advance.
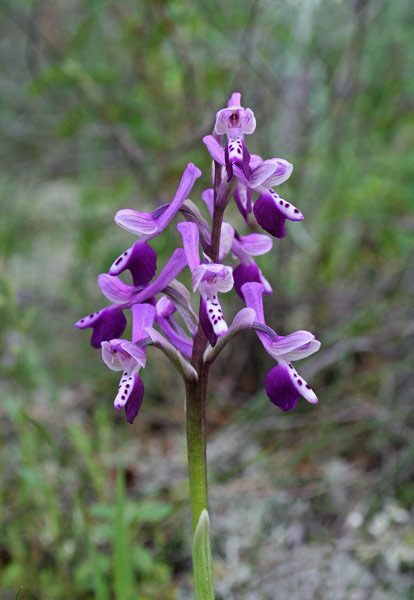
265;362;318;411
234;184;252;223
109;241;157;287
240;108;256;135
285;361;318;404
154;316;193;358
264;159;293;187
267;330;315;357
265;364;300;412
101;340;123;371
98;274;133;304
114;163;201;240
114;209;158;236
199;299;217;346
227;138;243;164
124;374;145;423
76;306;127;349
201;188;214;218
236;233;273;256
154;162;202;236
249;160;282;188
131;303;156;343
132;248;187;304
241;282;266;325
202;295;228;340
282;339;321;361
253;190;303;239
234;262;265;299
203;135;225;166
194;264;233;294
227;92;241;107
218;222;235;262
156;296;176;318
177;221;200;272
119;340;147;368
113;371;144;422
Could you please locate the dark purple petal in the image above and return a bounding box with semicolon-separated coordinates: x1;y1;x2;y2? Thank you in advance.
254;191;303;239
224;142;233;181
199;299;218;347
253;194;286;238
109;241;157;287
76;306;127;349
124;373;144;424
233;262;263;299
265;364;299;412
254;193;287;238
242;140;250;178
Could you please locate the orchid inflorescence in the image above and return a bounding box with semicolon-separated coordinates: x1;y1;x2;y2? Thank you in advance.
76;92;321;423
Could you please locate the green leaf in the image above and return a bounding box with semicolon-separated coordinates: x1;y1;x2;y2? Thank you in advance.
192;510;215;600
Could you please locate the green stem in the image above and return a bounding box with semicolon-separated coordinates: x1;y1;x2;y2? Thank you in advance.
186;350;210;532
186;322;214;598
186;162;236;597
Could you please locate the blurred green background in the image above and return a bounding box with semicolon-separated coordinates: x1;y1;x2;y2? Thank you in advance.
0;1;413;598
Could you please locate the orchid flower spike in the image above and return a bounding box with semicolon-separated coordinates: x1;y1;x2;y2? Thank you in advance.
214;93;256;180
242;282;320;412
178;221;233;346
114;162;201;239
77;92;321;425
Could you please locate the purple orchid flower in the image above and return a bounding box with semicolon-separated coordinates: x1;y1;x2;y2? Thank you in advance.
78;248;187;349
101;303;155;423
242;282;320;411
98;248;187;306
114;163;201;239
203;134;302;238
214;92;256;180
178;221;233;346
